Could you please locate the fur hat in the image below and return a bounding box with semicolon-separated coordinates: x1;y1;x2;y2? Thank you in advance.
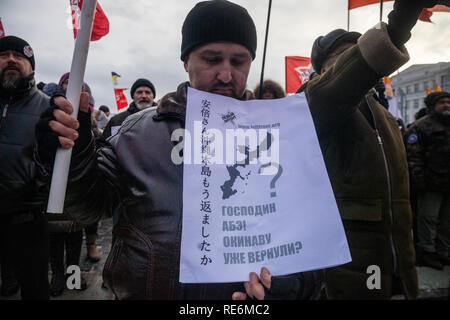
253;79;286;99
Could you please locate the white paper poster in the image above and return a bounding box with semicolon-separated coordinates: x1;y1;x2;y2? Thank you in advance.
179;87;351;283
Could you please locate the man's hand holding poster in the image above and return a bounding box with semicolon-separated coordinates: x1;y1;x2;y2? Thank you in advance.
179;88;351;283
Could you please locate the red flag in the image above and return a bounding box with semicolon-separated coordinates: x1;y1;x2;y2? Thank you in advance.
348;0;393;10
114;88;128;110
0;18;5;39
285;56;313;94
71;0;109;41
419;5;450;23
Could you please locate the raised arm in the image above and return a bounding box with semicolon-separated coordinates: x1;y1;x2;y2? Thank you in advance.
305;22;409;136
305;0;443;136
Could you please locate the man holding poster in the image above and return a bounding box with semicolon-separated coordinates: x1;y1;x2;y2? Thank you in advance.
35;0;327;300
35;0;441;300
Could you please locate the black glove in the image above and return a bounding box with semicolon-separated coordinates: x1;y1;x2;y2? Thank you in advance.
35;94;92;164
263;275;301;300
387;1;443;47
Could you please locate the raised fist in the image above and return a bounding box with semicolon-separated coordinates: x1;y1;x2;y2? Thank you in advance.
396;0;450;9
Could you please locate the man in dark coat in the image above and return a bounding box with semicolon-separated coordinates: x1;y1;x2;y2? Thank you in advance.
405;91;450;269
295;0;445;299
0;35;50;299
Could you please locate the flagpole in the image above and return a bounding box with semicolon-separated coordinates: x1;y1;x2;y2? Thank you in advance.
380;0;384;21
258;0;272;99
47;0;97;213
347;8;350;31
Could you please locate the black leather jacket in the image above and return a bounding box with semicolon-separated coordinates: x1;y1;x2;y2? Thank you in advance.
100;101;157;141
0;75;50;216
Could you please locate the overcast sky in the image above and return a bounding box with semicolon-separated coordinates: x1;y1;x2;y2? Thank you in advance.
2;0;449;113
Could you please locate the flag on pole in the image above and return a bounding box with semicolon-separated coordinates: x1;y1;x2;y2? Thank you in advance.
0;18;5;38
419;5;450;22
111;71;120;85
111;71;128;109
285;56;313;94
47;0;98;214
348;1;449;23
71;0;109;41
348;0;392;10
114;88;128;110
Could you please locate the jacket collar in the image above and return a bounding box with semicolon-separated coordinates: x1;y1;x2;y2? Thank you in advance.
0;73;36;104
127;101;139;114
157;82;252;117
157;82;189;117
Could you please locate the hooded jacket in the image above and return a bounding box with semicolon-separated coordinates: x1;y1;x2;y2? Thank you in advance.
0;74;50;217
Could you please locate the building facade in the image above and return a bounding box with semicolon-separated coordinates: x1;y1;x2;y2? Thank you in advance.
391;62;450;125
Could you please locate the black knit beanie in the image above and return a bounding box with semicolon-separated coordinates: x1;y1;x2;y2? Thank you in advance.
181;0;257;61
424;91;450;111
0;36;35;70
130;78;156;99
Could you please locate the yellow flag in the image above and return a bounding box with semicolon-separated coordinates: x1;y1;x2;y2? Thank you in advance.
111;71;120;86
